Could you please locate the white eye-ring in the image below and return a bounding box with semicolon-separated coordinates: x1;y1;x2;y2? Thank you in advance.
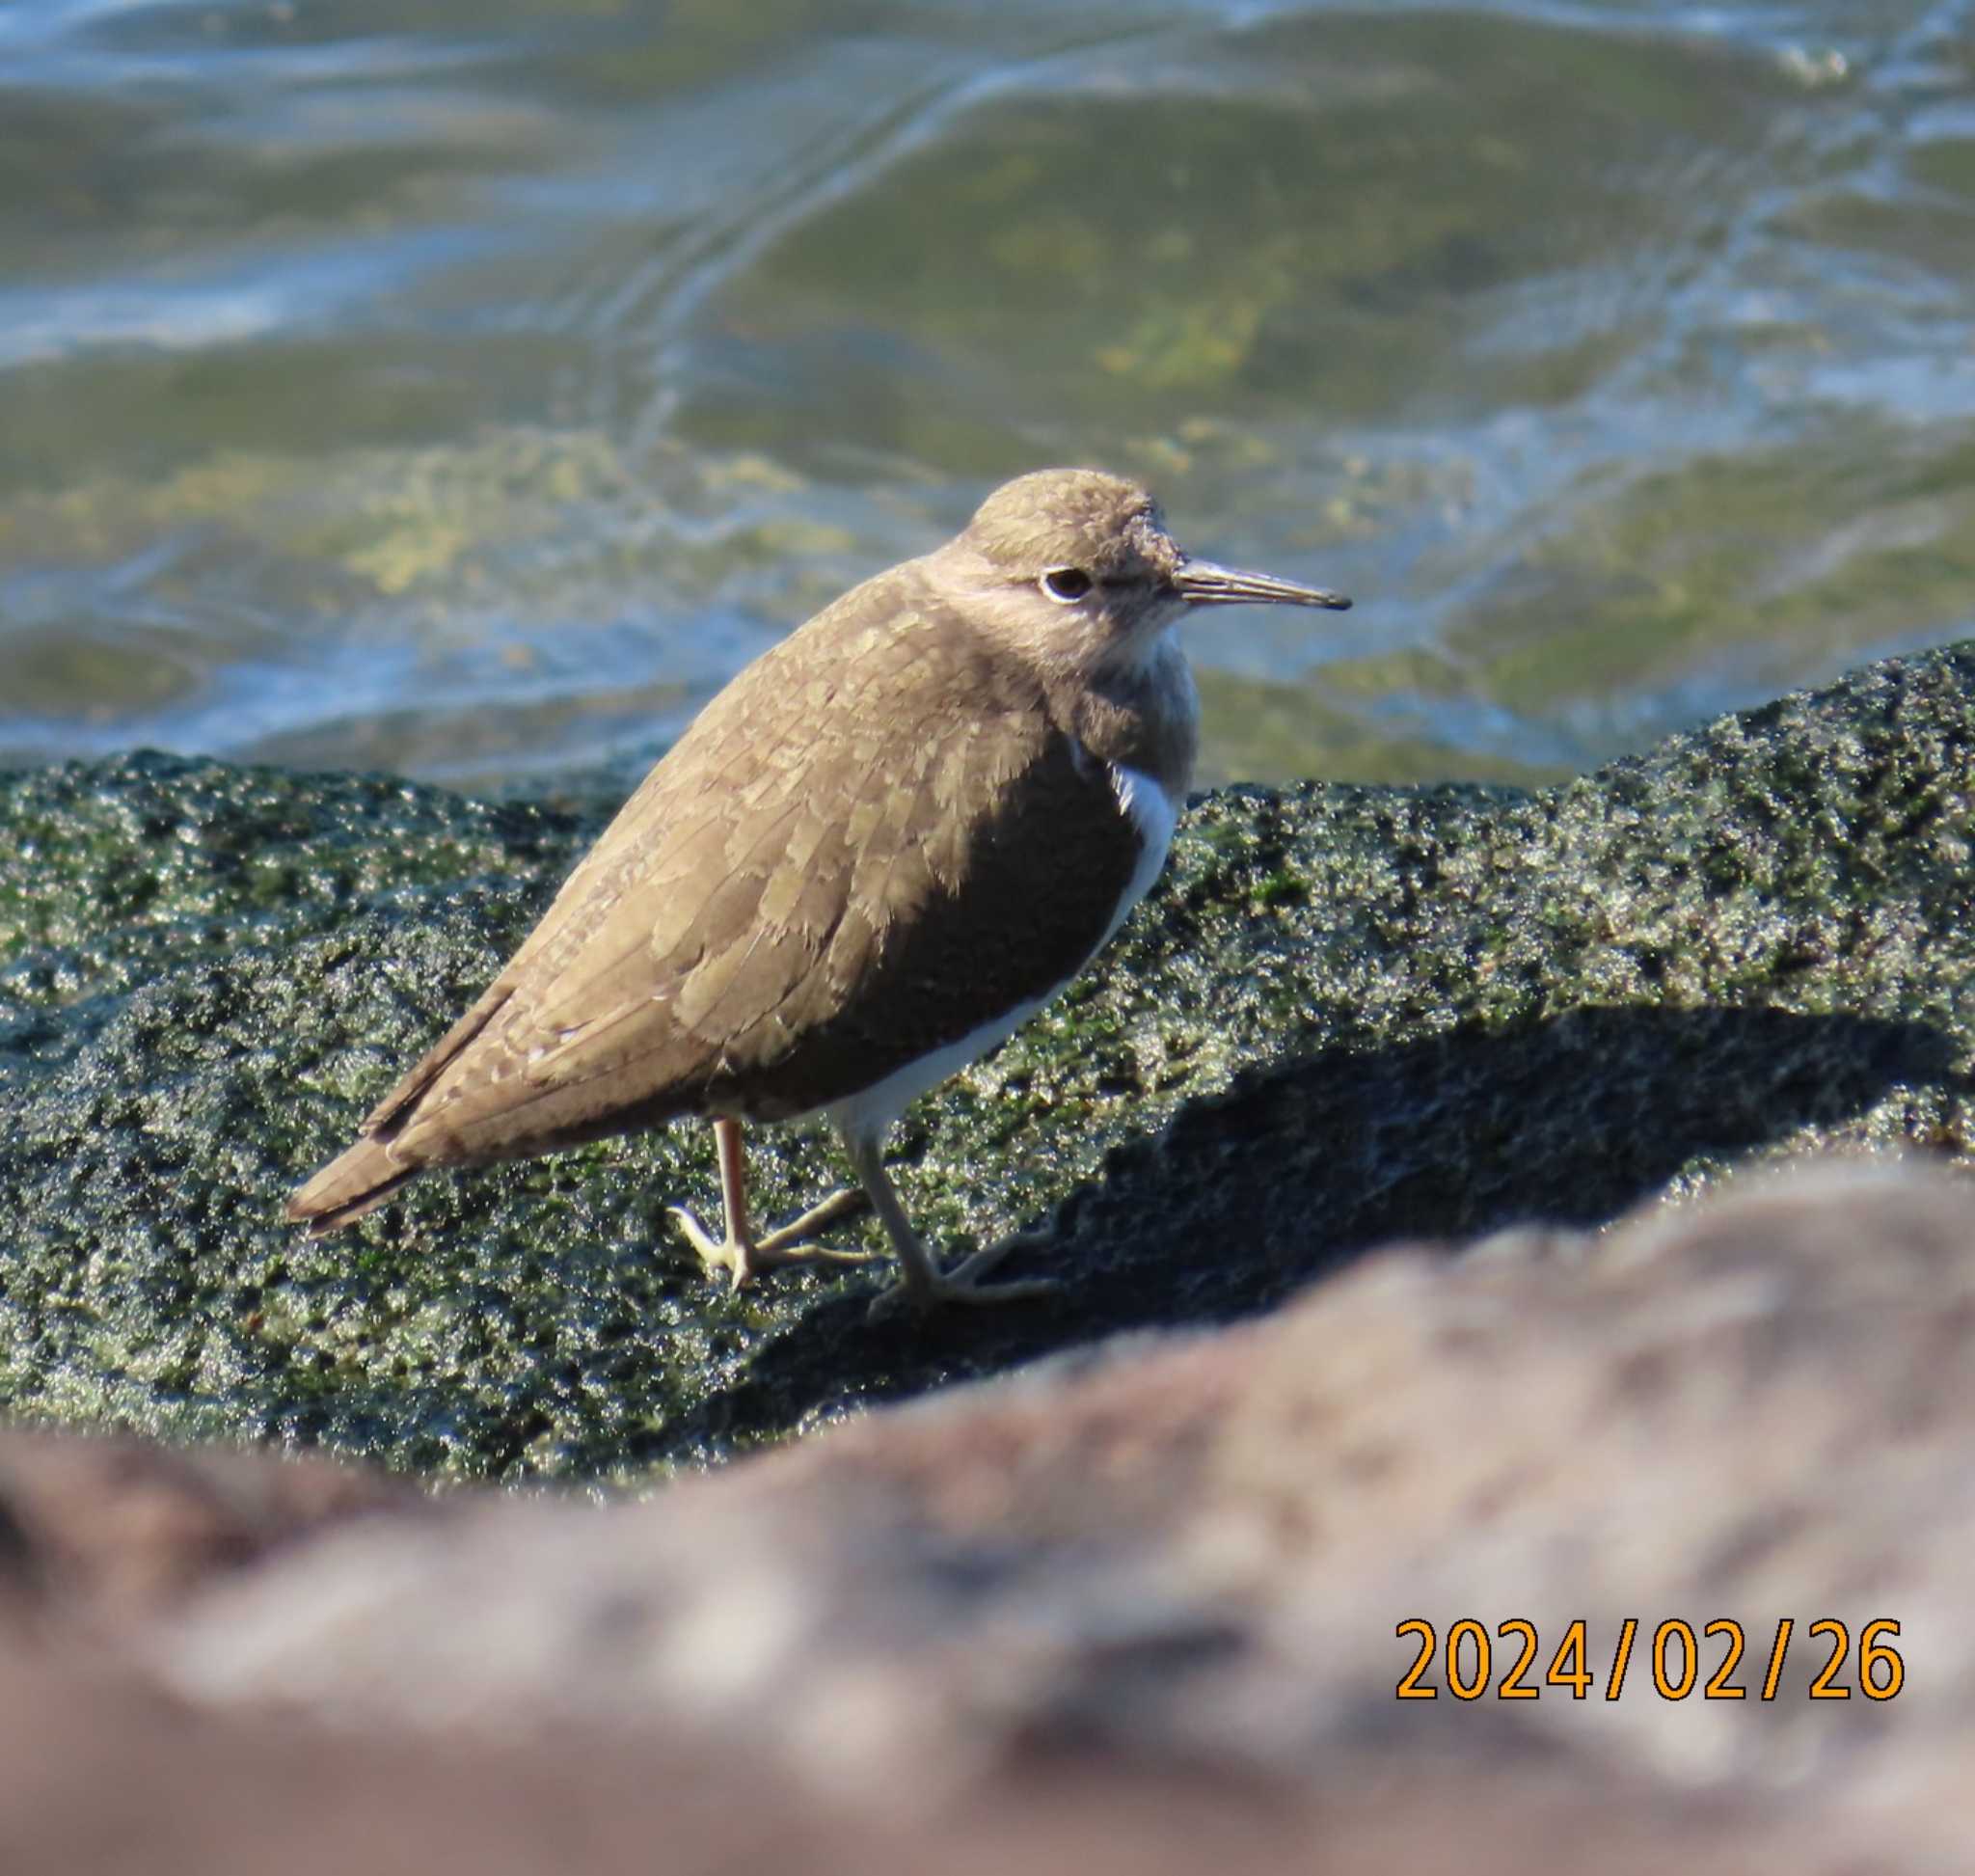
1042;567;1094;603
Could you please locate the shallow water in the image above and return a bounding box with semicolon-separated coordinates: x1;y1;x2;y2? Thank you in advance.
3;0;1972;794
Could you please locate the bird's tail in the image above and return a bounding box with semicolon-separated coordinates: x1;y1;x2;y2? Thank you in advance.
285;1138;419;1237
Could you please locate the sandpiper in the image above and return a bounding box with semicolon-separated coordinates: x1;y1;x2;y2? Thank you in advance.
288;468;1351;1308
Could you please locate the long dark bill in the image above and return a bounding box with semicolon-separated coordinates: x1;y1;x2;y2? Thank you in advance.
1173;557;1351;611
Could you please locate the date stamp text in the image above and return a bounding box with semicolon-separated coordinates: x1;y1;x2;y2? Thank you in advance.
1394;1618;1905;1701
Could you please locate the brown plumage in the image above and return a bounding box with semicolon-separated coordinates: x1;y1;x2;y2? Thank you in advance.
288;468;1350;1307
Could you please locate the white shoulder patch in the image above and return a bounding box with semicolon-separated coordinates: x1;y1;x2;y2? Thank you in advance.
1102;763;1179;947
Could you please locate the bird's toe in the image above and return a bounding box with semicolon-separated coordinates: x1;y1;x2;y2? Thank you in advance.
666;1205;753;1290
866;1235;1061;1320
752;1184;874;1259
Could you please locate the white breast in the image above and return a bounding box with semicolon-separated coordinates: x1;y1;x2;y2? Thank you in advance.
826;760;1180;1144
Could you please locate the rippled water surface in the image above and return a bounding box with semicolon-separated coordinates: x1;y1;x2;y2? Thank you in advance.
4;0;1973;792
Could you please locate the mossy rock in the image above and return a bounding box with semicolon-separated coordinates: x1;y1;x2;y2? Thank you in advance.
3;644;1973;1482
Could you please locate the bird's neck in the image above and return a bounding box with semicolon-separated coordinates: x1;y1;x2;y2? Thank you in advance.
1057;630;1199;802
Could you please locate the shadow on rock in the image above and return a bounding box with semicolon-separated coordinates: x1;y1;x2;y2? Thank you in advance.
699;1002;1961;1444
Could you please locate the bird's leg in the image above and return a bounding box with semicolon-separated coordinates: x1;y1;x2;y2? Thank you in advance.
839;1125;1059;1316
668;1117;871;1290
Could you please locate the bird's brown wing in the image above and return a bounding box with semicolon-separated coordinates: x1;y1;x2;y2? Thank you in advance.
356;575;1146;1171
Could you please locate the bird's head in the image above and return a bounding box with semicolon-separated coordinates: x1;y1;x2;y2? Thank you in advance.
938;466;1350;680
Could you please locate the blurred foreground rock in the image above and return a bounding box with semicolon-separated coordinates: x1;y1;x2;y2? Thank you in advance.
1;1161;1967;1873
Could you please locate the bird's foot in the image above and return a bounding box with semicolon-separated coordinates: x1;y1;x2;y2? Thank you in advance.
868;1235;1060;1320
669;1185;874;1291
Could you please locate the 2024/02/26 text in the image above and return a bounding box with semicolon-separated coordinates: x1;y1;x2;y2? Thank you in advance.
1395;1618;1904;1701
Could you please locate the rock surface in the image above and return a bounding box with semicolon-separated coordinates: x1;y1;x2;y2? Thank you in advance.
0;1163;1964;1872
4;645;1975;1477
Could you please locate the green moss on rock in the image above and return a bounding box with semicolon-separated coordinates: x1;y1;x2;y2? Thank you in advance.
3;646;1974;1482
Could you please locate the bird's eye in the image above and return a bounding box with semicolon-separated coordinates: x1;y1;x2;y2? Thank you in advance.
1042;567;1094;603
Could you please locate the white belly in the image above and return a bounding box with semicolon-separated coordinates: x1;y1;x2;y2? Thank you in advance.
827;760;1178;1144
